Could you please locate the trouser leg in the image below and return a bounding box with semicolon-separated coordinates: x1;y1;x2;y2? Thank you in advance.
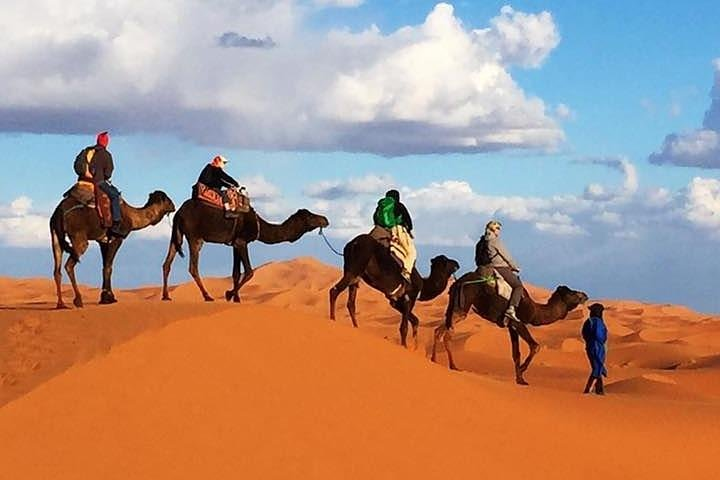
496;267;523;308
100;182;122;222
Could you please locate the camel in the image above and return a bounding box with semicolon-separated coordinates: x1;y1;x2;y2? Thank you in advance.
50;190;176;309
329;233;460;348
161;199;329;302
431;267;588;385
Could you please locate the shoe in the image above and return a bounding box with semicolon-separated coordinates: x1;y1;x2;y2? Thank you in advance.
504;306;520;326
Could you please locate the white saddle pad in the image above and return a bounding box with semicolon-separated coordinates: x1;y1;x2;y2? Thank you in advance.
493;270;512;300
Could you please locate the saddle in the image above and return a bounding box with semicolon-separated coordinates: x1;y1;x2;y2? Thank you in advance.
194;182;250;216
65;181;113;228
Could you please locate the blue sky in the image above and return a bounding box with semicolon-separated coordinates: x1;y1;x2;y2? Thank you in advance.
1;1;719;311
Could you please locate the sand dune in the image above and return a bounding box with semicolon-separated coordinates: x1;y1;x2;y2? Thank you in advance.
1;257;719;478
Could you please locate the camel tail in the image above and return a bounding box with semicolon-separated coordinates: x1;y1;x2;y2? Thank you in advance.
50;208;79;263
171;214;185;258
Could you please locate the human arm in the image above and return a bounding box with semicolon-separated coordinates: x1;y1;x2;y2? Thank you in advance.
490;237;520;271
218;169;240;188
594;318;608;344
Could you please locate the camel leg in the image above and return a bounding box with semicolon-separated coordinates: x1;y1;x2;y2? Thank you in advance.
431;324;445;363
509;327;527;385
443;328;459;370
188;239;213;302
65;238;88;308
161;239;177;301
398;295;411;348
329;273;358;322
513;322;541;385
99;239;122;305
225;243;253;303
51;228;68;310
346;282;359;328
406;297;420;350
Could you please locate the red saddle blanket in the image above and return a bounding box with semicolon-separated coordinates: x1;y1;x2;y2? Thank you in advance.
195;183;250;213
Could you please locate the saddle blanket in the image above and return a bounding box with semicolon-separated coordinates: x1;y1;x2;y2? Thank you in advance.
65;181;113;228
195;182;250;214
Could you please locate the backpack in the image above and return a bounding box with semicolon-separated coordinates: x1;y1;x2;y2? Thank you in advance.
373;196;400;229
74;146;96;179
475;235;493;266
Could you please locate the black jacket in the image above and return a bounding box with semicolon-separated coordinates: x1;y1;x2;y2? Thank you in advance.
91;146;114;184
198;164;239;189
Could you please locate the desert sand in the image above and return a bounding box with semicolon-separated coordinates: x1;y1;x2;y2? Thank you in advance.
1;257;719;479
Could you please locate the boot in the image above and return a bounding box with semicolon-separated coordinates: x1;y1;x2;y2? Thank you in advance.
583;375;595;394
503;305;520;327
594;377;605;395
109;221;126;238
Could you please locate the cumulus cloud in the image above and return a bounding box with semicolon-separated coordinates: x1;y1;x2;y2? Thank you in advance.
0;197;49;247
473;5;560;68
649;60;720;167
217;33;276;49
0;1;563;155
684;177;720;230
304;174;393;199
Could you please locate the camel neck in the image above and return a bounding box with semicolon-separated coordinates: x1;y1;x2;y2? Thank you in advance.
257;214;305;244
532;298;570;325
418;268;452;301
124;202;164;231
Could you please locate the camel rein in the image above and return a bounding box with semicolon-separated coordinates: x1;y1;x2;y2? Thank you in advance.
318;228;344;257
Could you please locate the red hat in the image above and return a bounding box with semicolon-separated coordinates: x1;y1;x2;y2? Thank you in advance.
96;131;109;148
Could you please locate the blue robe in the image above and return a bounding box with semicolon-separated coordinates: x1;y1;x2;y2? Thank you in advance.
582;316;607;378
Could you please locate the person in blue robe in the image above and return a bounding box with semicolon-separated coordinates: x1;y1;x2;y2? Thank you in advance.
582;303;608;395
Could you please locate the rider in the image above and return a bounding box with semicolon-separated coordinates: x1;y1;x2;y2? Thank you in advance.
90;131;124;237
475;220;523;326
197;155;240;210
372;189;416;281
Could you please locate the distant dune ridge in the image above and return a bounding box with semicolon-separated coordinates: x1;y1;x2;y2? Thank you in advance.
1;257;719;479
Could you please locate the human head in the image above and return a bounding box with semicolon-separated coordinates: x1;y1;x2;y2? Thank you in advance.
96;131;109;148
485;220;502;235
386;189;400;202
589;303;605;318
212;155;228;168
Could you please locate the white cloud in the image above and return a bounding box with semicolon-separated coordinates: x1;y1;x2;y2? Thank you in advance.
582;156;638;200
684;177;720;230
0;1;564;156
593;211;622;226
473;5;560;68
649;61;720;167
0;197;48;247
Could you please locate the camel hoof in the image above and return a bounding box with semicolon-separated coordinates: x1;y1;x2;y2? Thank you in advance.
449;364;460;371
73;297;84;308
56;303;69;310
516;378;530;386
162;296;172;302
233;296;241;304
203;296;215;302
225;291;234;302
99;291;118;305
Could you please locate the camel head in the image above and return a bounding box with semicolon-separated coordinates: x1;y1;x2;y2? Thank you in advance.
418;255;460;301
429;255;460;278
292;208;330;231
550;285;588;311
147;190;176;215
